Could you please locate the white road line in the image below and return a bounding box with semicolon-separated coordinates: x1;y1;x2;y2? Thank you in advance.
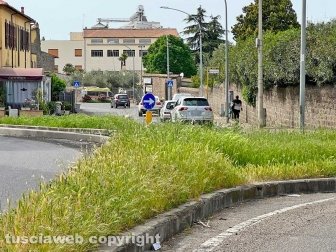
194;197;336;252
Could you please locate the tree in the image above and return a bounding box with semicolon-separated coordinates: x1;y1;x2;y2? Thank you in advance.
231;0;300;41
142;35;197;78
51;73;66;100
62;63;76;75
203;15;225;57
118;53;128;68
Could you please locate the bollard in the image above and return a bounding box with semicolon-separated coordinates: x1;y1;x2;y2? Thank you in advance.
145;111;152;125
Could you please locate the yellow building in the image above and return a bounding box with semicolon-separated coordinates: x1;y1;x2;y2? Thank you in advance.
0;1;35;68
0;1;53;110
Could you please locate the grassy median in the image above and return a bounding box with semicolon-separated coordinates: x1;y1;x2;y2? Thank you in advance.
0;114;336;251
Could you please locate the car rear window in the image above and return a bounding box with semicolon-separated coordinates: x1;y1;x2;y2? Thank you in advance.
165;101;175;109
182;98;209;106
118;95;128;99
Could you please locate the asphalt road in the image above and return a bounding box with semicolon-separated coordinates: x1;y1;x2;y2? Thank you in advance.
79;102;161;124
161;193;336;252
0;136;85;211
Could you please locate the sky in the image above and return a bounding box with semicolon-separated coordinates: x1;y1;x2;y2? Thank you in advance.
6;0;336;42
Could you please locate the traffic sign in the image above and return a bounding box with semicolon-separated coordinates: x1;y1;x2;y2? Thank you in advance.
142;93;156;110
73;81;81;88
209;69;219;74
167;80;174;87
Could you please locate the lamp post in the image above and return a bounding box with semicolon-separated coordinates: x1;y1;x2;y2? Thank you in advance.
138;45;145;91
159;27;171;100
223;0;229;123
160;6;203;96
257;0;265;128
299;0;307;130
123;45;135;101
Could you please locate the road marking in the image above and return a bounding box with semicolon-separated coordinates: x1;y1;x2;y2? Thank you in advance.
194;197;336;252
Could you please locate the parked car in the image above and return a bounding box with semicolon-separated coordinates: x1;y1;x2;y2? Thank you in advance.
170;97;214;124
172;93;192;101
159;100;175;122
138;95;163;116
111;94;130;108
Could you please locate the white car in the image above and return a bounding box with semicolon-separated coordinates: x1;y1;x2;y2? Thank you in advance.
170;97;214;124
159;100;175;122
138;95;163;116
172;93;192;101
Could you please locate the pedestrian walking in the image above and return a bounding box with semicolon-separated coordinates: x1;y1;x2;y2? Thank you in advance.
230;95;242;121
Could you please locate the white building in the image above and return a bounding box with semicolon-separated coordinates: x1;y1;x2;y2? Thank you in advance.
41;5;179;73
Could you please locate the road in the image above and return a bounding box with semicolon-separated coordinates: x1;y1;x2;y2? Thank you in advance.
161;193;336;252
0;136;84;211
79;102;161;123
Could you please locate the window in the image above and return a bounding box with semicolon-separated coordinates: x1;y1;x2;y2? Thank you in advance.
54;65;58;73
48;49;59;57
5;20;25;50
139;50;148;57
91;50;103;57
183;98;210;106
123;39;135;44
139;39;151;44
75;49;82;57
122;50;135;57
107;50;119;57
107;39;119;44
91;39;103;44
75;65;82;70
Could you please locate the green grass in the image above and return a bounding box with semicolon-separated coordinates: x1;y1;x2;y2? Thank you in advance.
1;115;336;251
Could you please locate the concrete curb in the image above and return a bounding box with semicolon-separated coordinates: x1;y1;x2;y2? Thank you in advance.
0;124;113;136
98;178;336;252
0;127;110;143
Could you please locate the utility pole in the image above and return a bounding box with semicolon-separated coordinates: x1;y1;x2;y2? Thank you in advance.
299;0;307;131
257;0;265;128
224;0;229;123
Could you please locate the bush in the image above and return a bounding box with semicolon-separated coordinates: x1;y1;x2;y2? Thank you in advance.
82;95;92;102
47;101;57;114
62;101;72;110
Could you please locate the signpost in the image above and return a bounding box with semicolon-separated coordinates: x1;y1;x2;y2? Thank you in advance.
206;67;219;99
72;81;80;113
142;93;156;125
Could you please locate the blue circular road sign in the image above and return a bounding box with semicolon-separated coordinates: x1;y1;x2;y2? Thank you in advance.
142;93;156;110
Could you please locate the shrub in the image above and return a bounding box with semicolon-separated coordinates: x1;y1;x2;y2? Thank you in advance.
82;95;92;102
62;101;72;110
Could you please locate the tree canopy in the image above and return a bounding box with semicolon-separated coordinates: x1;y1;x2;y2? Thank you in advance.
142;35;197;78
231;0;300;41
182;6;225;61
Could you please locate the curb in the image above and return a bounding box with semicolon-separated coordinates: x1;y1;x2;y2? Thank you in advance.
0;127;110;143
98;178;336;252
0;124;113;136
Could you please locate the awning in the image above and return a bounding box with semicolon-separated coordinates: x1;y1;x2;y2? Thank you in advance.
0;68;44;81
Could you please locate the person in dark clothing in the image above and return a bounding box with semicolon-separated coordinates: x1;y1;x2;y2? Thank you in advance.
231;95;242;121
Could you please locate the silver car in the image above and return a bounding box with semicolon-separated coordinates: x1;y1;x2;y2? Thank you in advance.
159;100;175;122
170;97;214;124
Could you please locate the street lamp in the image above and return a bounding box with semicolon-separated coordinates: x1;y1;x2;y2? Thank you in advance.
299;0;307;130
123;45;135;101
160;6;203;97
138;45;145;91
257;0;265;127
159;27;171;100
223;0;229;123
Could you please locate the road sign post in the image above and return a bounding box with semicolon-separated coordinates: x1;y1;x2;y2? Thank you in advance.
206;67;219;99
142;93;156;125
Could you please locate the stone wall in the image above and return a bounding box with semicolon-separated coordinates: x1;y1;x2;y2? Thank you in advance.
133;73;336;129
40;52;55;73
142;73;181;100
178;83;336;129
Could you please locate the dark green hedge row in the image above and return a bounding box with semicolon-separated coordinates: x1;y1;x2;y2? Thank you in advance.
226;20;336;105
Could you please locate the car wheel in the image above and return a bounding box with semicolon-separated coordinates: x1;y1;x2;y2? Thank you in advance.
115;105;118;108
111;104;113;108
138;111;142;117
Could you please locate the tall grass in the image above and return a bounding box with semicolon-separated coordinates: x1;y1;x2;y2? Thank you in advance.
1;116;336;251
